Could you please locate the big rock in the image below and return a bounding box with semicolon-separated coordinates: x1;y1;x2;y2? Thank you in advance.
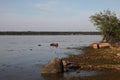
41;58;63;73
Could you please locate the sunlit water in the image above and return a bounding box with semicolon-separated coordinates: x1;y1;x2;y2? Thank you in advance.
1;35;115;80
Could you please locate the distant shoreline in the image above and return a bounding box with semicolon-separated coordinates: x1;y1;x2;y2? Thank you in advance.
0;31;100;35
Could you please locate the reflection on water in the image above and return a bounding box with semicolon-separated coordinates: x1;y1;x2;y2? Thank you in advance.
64;70;102;78
42;70;102;80
42;73;64;80
41;71;120;80
2;35;118;80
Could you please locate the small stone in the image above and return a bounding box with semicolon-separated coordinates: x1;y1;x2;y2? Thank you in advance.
38;44;41;46
30;49;32;51
50;43;58;47
90;43;98;49
117;53;120;57
62;60;68;67
76;70;80;73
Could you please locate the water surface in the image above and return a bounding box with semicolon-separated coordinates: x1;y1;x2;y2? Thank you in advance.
1;35;115;80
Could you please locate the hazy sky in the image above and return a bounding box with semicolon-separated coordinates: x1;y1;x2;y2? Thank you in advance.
0;0;120;31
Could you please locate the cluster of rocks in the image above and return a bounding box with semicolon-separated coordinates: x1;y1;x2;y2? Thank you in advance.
90;42;112;49
37;43;59;47
41;58;77;74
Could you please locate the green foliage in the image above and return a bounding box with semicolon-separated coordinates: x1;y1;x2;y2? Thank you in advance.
90;10;120;43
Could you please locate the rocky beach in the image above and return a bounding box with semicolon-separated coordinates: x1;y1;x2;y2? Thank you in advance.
63;46;120;71
41;44;120;80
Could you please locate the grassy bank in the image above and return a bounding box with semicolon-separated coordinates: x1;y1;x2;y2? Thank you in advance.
63;47;120;71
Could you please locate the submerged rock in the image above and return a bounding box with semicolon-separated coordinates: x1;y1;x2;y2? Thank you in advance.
41;58;63;73
50;43;58;47
38;44;42;46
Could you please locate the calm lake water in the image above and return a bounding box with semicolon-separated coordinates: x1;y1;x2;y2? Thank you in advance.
1;35;120;80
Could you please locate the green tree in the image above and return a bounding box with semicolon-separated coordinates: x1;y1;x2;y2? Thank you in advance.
90;10;120;43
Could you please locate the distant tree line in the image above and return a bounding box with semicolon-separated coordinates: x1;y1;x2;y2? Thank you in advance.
0;31;100;35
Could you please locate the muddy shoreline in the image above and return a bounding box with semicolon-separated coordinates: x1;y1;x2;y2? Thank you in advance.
62;47;120;71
